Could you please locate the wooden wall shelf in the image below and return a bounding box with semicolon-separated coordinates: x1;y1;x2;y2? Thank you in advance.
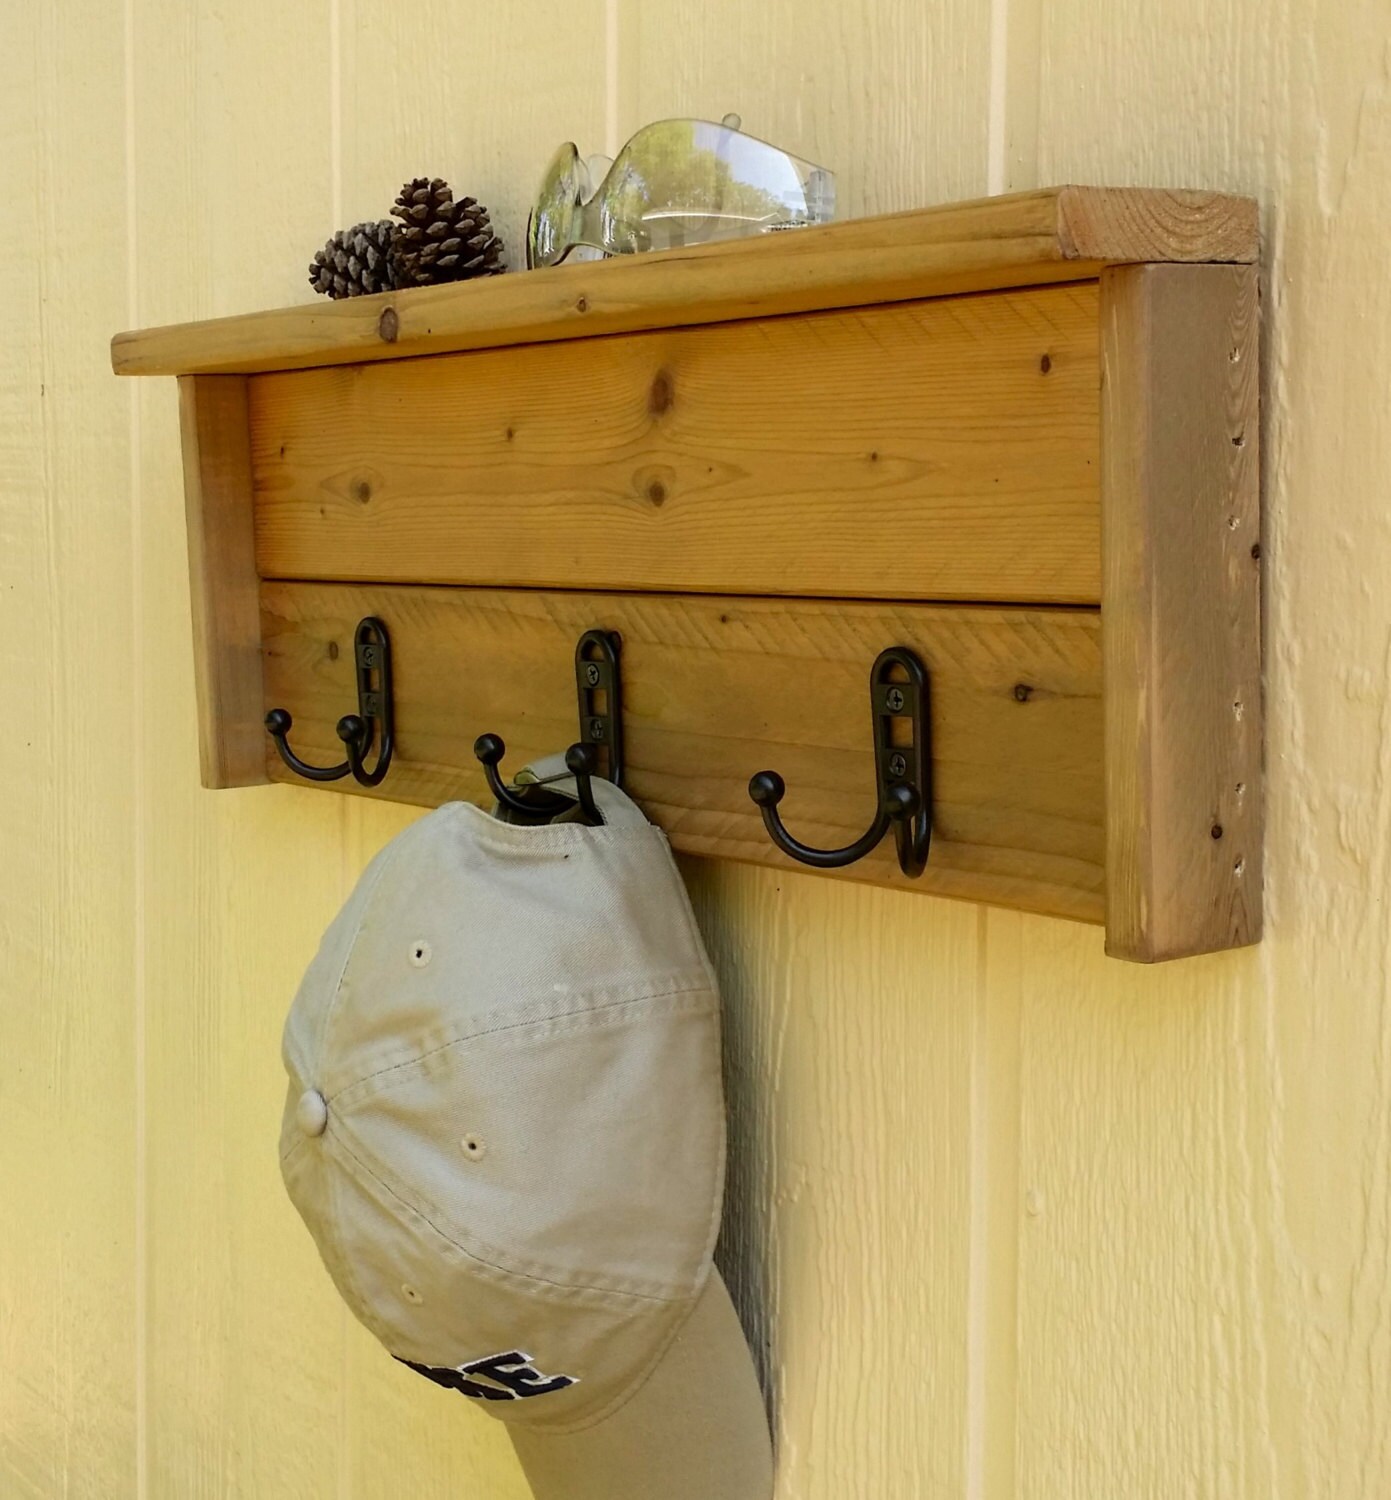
113;185;1263;962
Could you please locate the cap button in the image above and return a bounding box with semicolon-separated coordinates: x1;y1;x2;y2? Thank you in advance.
296;1088;328;1137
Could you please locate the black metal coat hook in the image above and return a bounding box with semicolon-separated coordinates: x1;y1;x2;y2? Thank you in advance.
473;629;623;824
748;646;932;877
266;617;395;787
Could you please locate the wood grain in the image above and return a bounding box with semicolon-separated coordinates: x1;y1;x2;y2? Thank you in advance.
1056;186;1258;264
1100;263;1262;960
261;581;1106;923
252;284;1102;604
110;187;1256;378
178;375;268;787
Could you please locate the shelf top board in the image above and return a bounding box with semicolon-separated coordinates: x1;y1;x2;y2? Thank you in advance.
111;185;1256;377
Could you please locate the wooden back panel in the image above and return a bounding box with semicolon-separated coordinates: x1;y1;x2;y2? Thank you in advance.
250;284;1102;604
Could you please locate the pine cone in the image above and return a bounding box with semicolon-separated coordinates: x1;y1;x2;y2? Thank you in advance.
308;220;398;299
389;177;505;287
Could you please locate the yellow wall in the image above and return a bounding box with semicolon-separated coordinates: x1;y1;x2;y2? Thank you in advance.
3;1;1389;1496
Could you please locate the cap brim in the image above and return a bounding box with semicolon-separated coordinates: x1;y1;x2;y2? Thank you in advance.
508;1271;773;1500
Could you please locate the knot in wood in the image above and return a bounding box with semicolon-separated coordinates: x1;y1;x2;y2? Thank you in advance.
648;370;674;416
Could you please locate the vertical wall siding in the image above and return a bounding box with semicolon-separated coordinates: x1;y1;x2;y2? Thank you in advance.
1;3;1388;1498
0;3;137;1496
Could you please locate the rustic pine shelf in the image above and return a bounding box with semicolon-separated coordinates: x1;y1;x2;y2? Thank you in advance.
113;185;1263;962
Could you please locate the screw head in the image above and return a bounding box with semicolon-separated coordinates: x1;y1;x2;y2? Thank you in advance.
885;687;905;712
888;752;908;778
360;645;378;667
588;717;606;741
584;663;602;687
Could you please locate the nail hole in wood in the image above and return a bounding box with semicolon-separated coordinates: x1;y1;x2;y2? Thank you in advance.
1039;353;1052;374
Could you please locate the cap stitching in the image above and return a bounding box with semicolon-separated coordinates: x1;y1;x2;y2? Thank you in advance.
660;846;722;998
445;800;655;851
321;1130;389;1345
326;1129;678;1306
640;849;729;1296
516;1282;707;1437
516;1014;728;1439
325;991;723;1301
332;983;716;1103
280;1132;310;1167
314;818;418;1074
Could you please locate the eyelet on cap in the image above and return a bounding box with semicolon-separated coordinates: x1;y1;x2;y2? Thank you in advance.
401;1283;424;1305
461;1135;486;1160
296;1089;328;1137
408;939;432;968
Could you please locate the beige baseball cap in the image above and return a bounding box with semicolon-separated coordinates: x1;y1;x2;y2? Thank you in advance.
278;765;773;1500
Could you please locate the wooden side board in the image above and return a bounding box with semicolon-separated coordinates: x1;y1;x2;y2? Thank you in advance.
251;284;1103;604
1100;264;1262;960
111;187;1257;378
178;375;267;788
261;582;1106;923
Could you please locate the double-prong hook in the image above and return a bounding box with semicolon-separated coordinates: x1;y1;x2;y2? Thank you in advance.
475;737;603;823
266;617;394;787
748;646;932;877
472;629;623;825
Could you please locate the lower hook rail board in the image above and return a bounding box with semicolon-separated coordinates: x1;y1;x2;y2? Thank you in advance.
265;616;394;787
748;646;933;877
